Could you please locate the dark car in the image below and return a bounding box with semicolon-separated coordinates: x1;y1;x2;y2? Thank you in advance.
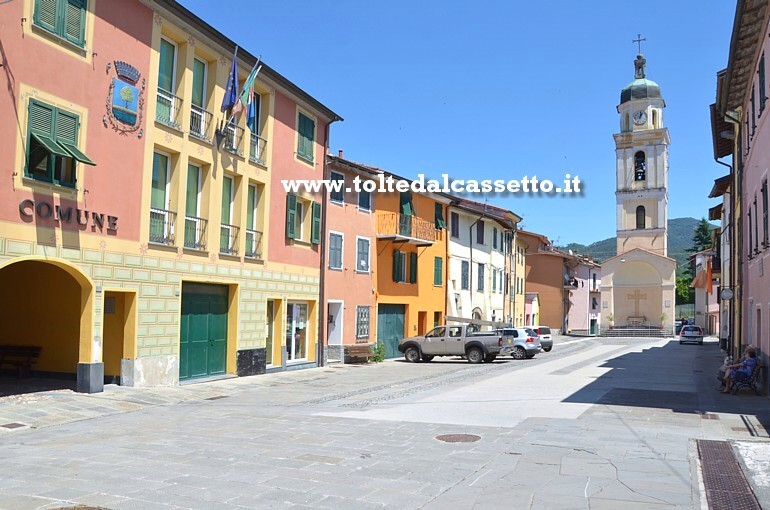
531;326;553;352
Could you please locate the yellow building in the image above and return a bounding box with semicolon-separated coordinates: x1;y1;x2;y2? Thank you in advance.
512;235;527;327
371;172;451;358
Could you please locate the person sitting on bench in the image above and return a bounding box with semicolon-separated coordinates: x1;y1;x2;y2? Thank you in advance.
722;346;757;394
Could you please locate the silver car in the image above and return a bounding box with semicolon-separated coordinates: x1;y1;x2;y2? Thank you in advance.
531;326;553;352
498;327;541;359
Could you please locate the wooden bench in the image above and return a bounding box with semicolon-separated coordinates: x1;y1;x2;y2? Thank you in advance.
0;346;42;378
729;362;763;395
344;345;373;364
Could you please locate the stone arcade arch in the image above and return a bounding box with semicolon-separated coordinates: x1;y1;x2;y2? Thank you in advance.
0;257;102;393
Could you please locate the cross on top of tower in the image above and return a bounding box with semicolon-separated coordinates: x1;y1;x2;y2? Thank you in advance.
633;33;646;55
632;34;648;79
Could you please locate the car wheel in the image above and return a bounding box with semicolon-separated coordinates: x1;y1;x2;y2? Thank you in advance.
484;354;497;363
512;346;526;360
699;339;704;345
466;347;484;364
404;347;421;363
543;347;552;352
421;355;434;362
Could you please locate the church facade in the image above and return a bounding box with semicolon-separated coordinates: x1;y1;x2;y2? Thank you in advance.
600;52;677;334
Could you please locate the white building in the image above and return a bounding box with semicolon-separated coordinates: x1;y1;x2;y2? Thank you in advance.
446;199;520;323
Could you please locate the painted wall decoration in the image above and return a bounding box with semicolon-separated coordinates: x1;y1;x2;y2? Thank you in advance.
104;60;146;136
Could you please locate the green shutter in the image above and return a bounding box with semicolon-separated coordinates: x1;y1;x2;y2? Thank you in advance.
63;0;86;46
286;193;297;239
192;59;206;108
34;0;58;33
409;252;417;284
29;101;54;136
55;109;78;144
311;201;321;244
400;192;414;217
435;203;446;229
434;257;442;286
393;250;402;282
297;113;314;161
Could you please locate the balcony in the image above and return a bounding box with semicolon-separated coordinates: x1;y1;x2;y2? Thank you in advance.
376;212;435;246
563;276;578;289
189;104;213;142
249;133;267;165
149;208;176;246
223;123;245;156
220;223;240;256
245;229;263;259
156;88;183;129
184;215;207;250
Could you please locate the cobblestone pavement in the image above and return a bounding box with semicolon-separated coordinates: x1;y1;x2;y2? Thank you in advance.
0;336;768;509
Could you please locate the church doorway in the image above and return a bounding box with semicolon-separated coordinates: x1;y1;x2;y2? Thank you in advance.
0;258;95;396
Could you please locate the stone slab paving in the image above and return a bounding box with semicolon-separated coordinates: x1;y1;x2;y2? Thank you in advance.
0;336;767;509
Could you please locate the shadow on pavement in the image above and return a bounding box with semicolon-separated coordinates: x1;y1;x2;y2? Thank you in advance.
562;339;770;432
0;375;76;398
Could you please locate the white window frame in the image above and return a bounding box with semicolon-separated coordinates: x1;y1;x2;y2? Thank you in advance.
153;150;172;209
356;236;371;273
355;305;370;340
247;183;258;230
192;57;207;108
222;175;234;225
328;231;344;270
295;201;305;241
330;171;345;205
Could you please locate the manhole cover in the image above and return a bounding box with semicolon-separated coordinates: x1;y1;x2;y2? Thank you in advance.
435;434;481;443
1;423;26;429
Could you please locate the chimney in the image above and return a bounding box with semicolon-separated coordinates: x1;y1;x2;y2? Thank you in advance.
338;149;343;158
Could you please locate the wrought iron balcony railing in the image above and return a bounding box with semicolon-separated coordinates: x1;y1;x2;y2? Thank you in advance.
376;212;435;245
249;133;268;165
149;208;176;246
189;104;213;142
220;223;240;256
223;123;245;156
156;87;183;129
245;229;263;259
184;215;207;250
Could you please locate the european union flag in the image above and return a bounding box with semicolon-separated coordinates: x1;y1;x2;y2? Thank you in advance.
221;46;239;113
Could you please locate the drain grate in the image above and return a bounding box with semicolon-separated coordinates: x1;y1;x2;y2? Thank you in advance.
435;434;481;443
0;423;26;429
697;439;761;510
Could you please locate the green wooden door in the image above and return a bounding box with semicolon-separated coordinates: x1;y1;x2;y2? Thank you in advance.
377;304;405;359
180;283;228;380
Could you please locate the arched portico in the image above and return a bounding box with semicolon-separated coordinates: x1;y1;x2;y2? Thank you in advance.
0;256;103;393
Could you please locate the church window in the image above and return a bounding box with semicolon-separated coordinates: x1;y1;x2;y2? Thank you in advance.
636;206;645;229
652;110;658;128
634;151;646;181
623;113;630;132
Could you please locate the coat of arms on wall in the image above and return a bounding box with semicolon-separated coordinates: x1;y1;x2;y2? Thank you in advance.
104;60;146;137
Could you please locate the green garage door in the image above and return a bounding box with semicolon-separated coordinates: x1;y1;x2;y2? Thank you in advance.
377;304;405;359
180;283;228;380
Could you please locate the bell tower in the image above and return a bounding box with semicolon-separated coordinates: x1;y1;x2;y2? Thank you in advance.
614;45;670;257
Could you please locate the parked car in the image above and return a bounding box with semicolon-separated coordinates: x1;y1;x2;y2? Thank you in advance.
675;320;683;335
398;325;503;364
498;327;540;359
531;326;553;352
679;325;704;345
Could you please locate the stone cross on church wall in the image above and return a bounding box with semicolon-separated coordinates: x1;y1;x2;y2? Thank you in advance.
627;289;647;317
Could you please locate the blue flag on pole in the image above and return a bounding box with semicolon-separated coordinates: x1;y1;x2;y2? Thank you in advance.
246;92;257;132
221;46;239;113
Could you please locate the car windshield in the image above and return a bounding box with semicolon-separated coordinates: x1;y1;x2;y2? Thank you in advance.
537;327;551;334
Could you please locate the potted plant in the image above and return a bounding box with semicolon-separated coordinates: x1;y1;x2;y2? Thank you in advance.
659;313;667;331
607;313;614;330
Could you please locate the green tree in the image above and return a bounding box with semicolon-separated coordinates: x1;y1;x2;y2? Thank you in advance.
675;276;694;305
120;85;135;108
688;218;713;253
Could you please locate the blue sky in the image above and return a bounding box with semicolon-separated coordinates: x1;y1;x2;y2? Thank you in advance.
181;0;735;246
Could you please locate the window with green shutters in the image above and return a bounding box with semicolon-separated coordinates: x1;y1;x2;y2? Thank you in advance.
434;257;443;286
477;263;485;292
461;260;469;290
191;58;206;108
286;193;297;239
311;202;321;244
297;112;315;162
492;269;497;292
409;252;418;284
393;250;404;282
26;99;95;187
328;233;343;270
434;203;446;230
493;228;498;249
34;0;87;48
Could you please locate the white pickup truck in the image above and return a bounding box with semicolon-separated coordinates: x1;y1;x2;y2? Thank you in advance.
397;324;503;363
